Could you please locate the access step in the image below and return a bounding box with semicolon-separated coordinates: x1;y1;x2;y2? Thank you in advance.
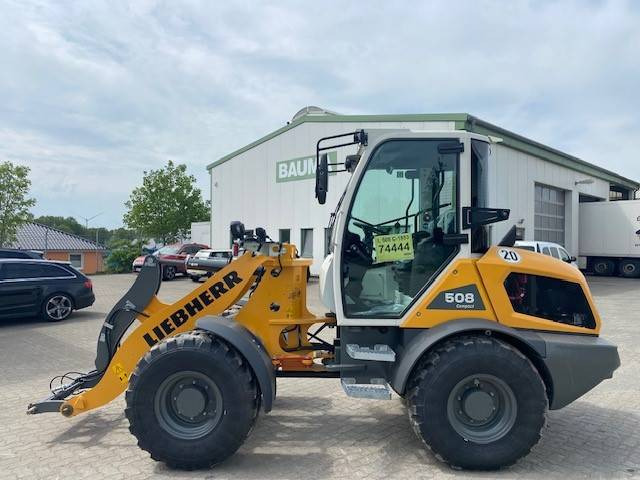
341;378;392;400
345;343;396;362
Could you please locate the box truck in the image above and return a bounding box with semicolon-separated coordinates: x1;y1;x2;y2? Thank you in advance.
579;199;640;277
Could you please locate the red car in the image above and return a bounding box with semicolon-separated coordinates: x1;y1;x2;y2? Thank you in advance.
132;243;208;280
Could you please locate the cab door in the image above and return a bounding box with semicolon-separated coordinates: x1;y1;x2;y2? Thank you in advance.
336;138;464;322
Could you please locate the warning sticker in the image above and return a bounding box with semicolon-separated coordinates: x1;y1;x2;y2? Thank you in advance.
112;363;129;385
374;233;414;263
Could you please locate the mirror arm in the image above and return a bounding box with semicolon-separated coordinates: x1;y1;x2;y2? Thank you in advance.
462;207;510;229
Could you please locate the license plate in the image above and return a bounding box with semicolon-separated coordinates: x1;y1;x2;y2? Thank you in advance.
373;233;414;263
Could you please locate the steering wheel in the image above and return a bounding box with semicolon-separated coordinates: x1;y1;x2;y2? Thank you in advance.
351;217;387;235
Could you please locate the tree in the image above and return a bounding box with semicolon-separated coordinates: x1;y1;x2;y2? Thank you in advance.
123;161;209;244
106;238;147;273
0;161;36;247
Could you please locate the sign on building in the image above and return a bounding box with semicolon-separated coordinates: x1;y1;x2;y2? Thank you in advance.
276;151;337;183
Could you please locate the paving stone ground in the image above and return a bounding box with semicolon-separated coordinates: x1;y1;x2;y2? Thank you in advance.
0;274;638;479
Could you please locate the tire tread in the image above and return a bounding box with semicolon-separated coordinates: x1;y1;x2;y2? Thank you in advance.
125;330;259;470
405;334;548;470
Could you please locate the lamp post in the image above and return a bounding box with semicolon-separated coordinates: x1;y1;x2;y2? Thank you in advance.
79;212;103;244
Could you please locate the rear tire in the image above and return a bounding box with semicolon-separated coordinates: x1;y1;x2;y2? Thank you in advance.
592;258;615;276
42;293;74;322
619;259;640;278
406;335;547;470
162;265;176;281
125;331;259;470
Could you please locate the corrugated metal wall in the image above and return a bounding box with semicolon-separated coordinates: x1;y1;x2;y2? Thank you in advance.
488;144;609;256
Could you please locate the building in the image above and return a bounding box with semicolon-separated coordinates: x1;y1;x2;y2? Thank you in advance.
12;222;107;274
207;107;639;274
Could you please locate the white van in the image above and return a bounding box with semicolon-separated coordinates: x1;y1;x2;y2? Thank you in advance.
514;241;579;269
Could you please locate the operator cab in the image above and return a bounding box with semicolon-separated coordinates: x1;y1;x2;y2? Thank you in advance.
317;129;508;323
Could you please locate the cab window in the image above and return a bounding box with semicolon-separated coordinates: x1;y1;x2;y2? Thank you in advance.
342;139;459;318
548;247;560;259
559;248;571;262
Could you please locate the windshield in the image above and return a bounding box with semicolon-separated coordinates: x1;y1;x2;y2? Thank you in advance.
341;138;459;318
157;245;180;255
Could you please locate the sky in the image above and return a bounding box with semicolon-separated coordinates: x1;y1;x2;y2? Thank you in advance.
0;0;638;228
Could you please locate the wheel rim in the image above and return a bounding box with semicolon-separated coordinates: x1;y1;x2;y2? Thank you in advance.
446;374;517;444
46;295;72;320
165;267;175;279
154;371;224;440
623;263;635;274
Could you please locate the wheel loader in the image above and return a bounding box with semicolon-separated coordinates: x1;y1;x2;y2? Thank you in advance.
28;129;620;470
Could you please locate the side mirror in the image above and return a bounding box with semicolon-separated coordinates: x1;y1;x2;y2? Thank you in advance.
570;256;577;262
315;153;328;205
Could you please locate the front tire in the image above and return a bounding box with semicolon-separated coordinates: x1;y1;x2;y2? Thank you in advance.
125;331;259;470
406;335;547;470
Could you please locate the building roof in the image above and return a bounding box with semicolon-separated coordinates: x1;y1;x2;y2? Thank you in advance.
207;111;639;191
11;222;107;251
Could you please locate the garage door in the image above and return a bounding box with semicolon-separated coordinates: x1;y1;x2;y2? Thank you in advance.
534;184;565;245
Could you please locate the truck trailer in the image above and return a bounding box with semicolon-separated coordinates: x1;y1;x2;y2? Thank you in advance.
579;199;640;277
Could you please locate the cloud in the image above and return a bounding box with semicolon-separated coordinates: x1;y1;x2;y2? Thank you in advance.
0;0;638;227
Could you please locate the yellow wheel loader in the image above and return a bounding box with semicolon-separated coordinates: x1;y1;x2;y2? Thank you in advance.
28;129;620;470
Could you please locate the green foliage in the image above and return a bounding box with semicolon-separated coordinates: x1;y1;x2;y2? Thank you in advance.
34;216;137;248
34;215;86;236
106;238;146;273
123;160;209;244
107;227;139;246
0;161;36;247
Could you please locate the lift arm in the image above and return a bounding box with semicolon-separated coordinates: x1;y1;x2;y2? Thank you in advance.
28;252;269;417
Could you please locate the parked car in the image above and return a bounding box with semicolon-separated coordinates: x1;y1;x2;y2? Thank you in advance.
132;243;208;280
0;248;44;259
186;249;233;282
514;241;579;269
0;259;95;321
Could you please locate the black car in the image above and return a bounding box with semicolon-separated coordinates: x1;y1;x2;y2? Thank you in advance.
0;248;44;259
0;259;95;322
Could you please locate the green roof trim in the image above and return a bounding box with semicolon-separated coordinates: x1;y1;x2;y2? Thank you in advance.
207;112;639;191
460;116;638;190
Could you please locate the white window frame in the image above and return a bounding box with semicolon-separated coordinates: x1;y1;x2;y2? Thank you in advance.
69;252;84;270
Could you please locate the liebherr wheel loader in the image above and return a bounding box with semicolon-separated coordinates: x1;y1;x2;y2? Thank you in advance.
28;129;620;470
